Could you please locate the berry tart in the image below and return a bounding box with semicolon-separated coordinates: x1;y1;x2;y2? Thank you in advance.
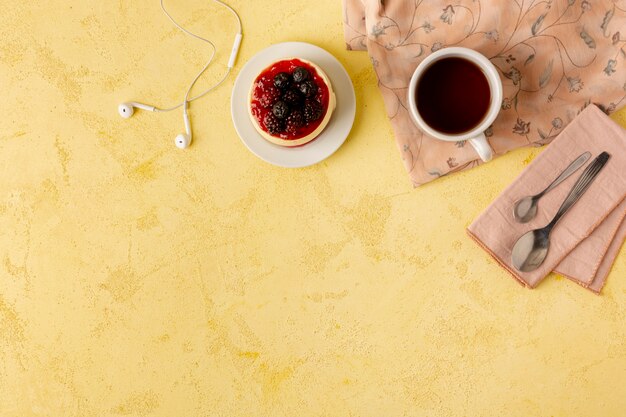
249;58;336;147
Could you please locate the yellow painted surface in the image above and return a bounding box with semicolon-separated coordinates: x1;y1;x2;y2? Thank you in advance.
1;1;625;416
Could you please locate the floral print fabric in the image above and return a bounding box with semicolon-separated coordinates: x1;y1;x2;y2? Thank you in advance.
343;0;626;186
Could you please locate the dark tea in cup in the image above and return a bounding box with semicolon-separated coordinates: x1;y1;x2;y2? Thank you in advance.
416;57;491;135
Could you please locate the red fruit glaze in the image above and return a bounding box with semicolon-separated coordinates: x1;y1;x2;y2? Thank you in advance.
250;59;331;141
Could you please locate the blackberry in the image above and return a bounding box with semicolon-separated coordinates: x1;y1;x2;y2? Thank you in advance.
292;67;310;83
303;100;323;122
263;113;284;134
298;80;318;98
285;110;304;134
272;100;290;119
282;88;302;106
273;72;291;90
258;85;281;108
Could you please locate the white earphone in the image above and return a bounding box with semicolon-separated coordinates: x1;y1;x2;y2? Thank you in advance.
175;105;192;149
118;0;242;149
118;102;155;118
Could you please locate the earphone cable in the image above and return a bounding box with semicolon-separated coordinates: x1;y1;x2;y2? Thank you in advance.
155;68;231;113
155;0;242;113
215;0;242;34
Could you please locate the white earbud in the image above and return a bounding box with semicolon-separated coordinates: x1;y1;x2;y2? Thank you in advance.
175;133;191;149
118;102;156;118
175;105;192;149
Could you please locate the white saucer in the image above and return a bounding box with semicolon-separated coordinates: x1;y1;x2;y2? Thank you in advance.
231;42;356;168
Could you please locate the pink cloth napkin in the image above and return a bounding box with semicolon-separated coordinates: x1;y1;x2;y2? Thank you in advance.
555;201;626;292
343;0;626;187
467;105;626;293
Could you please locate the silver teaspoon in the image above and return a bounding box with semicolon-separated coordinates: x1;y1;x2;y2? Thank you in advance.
513;151;591;223
511;152;610;272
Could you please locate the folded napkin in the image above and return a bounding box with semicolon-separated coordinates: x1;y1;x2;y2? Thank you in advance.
555;200;626;292
467;105;626;293
343;0;626;186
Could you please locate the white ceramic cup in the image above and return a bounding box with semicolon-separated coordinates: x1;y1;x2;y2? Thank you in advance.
407;47;502;162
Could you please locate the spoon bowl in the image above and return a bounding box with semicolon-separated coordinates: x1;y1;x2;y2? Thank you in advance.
513;196;538;223
511;228;550;272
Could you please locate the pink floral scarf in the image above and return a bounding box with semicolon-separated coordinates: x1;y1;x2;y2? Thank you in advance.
343;0;626;186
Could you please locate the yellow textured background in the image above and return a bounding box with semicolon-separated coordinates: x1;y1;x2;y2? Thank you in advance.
1;1;626;416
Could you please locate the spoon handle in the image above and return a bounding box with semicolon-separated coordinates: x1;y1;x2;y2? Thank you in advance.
547;152;611;229
538;151;591;197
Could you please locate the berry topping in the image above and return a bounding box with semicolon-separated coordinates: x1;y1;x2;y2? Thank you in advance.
272;101;290;119
304;100;323;122
263;113;284;134
258;85;281;108
292;66;310;83
298;80;318;98
250;58;331;143
274;72;291;90
282;88;303;106
286;110;304;134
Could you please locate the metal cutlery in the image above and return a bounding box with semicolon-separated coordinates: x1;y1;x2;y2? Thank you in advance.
511;152;611;272
513;151;591;223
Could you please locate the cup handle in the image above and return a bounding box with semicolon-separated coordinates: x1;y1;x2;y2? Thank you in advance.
468;133;493;162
